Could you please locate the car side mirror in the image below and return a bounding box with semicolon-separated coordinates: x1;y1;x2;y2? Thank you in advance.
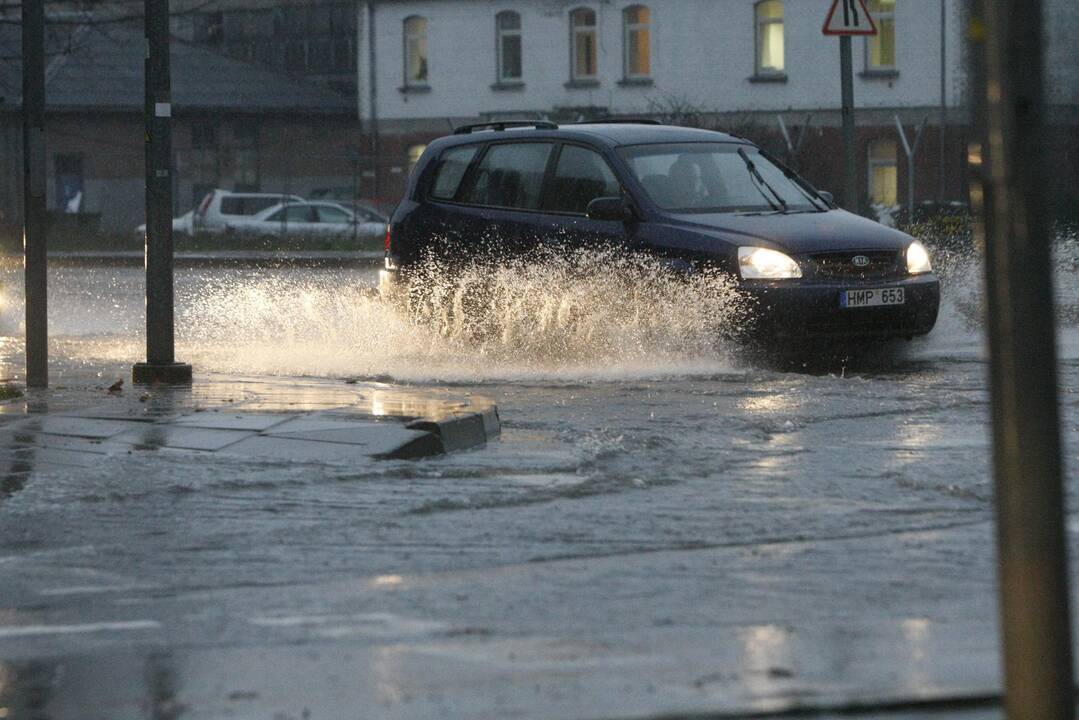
818;191;835;206
587;196;634;222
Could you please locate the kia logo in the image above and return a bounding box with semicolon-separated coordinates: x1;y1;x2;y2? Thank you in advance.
852;255;870;267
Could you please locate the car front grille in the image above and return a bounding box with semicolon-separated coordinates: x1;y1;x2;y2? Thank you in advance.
810;250;903;280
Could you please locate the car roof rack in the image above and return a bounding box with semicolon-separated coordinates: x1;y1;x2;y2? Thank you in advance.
453;120;558;135
574;118;662;125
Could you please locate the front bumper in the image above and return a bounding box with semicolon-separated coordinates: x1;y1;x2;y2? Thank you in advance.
739;273;940;341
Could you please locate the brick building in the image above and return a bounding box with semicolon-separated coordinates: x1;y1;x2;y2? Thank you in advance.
0;16;362;238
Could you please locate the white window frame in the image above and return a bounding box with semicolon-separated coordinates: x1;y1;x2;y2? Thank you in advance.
622;5;652;80
403;15;428;87
570;7;598;82
865;1;896;71
754;0;784;76
496;11;523;83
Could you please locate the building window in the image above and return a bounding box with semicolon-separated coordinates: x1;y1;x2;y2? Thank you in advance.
867;139;898;206
496;11;523;83
54;154;83;213
866;0;896;70
570;8;598;81
407;144;427;178
755;0;784;75
403;16;428;86
623;5;651;79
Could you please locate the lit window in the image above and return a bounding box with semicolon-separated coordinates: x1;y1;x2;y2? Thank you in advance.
496;11;522;82
570;8;597;81
623;5;651;79
866;0;896;70
867;139;898;206
755;0;784;75
403;16;428;86
407;144;427;178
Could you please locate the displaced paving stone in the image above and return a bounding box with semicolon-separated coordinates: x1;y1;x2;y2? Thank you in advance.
219;434;425;464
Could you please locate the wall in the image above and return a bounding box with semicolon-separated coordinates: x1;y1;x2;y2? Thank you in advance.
364;0;968;124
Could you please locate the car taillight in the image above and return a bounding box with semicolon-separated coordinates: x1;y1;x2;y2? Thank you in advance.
385;224;392;253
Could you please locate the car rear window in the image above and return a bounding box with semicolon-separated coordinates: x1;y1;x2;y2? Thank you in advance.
220;196;283;216
544;145;621;214
430;145;479;200
459;143;553;211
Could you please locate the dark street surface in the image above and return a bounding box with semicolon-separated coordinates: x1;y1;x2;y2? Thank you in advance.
0;251;1076;718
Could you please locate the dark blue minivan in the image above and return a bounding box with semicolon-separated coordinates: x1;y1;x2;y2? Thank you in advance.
380;121;939;342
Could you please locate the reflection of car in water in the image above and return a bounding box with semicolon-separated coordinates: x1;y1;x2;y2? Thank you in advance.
381;120;939;343
225;201;388;243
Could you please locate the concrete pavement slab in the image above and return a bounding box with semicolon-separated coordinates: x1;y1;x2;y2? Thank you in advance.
107;426;255;451
170;412;295;431
221;431;429;463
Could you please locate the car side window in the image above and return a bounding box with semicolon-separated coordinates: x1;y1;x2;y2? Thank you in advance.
316;205;351;223
544;145;621;214
430;145;479;200
268;205;314;223
459;142;553;211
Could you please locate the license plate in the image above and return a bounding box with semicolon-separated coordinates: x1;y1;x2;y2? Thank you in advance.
840;287;905;308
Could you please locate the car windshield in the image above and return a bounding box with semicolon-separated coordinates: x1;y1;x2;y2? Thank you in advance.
617;142;821;213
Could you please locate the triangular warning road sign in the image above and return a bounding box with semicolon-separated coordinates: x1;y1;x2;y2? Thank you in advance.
822;0;878;35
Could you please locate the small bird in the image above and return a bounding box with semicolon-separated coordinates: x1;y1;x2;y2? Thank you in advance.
107;379;123;394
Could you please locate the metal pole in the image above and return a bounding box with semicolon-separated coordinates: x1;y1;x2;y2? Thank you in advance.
970;0;1074;717
367;1;380;202
133;0;191;385
895;115;927;218
839;36;856;210
22;0;47;389
938;0;946;202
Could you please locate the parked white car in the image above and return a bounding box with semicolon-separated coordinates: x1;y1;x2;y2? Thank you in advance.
225;201;387;243
194;189;304;234
134;189;304;238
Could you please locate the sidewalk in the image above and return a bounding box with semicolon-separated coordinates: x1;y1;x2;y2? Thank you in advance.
0;373;500;473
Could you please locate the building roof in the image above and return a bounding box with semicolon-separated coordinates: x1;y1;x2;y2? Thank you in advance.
0;19;354;114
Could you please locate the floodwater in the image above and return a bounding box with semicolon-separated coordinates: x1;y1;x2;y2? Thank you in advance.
0;239;1078;718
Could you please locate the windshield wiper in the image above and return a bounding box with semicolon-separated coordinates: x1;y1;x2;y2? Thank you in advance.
758;150;829;211
737;148;787;213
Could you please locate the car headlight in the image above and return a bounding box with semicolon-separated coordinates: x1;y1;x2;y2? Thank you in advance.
738;247;802;280
906;241;932;274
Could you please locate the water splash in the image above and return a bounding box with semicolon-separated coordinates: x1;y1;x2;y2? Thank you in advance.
177;249;749;383
5;231;1076;382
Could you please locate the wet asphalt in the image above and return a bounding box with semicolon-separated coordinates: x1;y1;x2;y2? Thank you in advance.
0;256;1076;719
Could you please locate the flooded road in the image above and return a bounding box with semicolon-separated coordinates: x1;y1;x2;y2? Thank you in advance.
0;247;1077;718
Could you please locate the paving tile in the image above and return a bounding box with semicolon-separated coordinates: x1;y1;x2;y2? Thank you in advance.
31;417;147;439
9;446;104;468
5;433;112;454
269;423;426;449
109;426;254;452
171;412;295;431
219;431;427;464
60;404;181;423
260;416;376;436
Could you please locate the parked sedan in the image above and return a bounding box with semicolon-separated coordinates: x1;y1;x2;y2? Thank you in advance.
226;201;387;243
